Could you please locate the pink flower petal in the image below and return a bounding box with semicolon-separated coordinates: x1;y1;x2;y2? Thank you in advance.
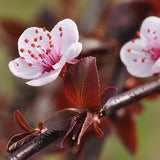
9;19;81;86
140;16;160;41
26;69;61;86
126;62;153;78
9;58;42;79
53;42;82;70
151;58;160;73
120;39;146;66
120;39;154;77
121;16;160;77
51;19;79;56
18;27;56;63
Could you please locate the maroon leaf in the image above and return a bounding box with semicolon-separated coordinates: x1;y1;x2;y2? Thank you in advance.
56;87;80;110
61;111;98;148
1;19;25;38
77;112;94;145
61;111;87;148
115;112;138;155
14;110;35;132
6;132;38;152
1;19;25;53
106;0;152;44
93;120;104;137
44;108;82;131
127;103;144;115
64;57;100;111
149;0;160;13
100;86;117;107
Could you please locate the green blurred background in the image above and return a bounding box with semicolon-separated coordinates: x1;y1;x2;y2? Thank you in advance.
0;0;160;160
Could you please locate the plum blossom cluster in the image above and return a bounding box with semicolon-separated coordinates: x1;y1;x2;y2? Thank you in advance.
120;16;160;77
9;19;82;86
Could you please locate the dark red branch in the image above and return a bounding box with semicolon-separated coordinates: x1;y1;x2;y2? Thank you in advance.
4;130;65;160
4;77;160;160
104;77;160;115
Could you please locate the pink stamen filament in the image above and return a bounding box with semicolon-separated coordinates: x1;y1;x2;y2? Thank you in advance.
28;47;54;70
25;30;63;72
129;49;145;55
40;33;60;62
50;46;59;61
58;33;63;56
139;32;148;42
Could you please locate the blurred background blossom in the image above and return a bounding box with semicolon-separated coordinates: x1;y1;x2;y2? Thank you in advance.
0;0;160;160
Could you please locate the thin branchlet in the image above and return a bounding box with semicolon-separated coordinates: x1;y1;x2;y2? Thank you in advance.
103;77;160;115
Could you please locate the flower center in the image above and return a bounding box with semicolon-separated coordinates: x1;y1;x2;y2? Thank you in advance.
37;48;61;72
148;47;160;61
127;29;160;63
20;27;63;72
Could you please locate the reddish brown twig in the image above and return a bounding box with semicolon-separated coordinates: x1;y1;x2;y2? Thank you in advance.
104;77;160;115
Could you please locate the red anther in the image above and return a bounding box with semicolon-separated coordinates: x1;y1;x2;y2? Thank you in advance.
28;63;32;66
31;43;35;48
34;38;38;42
50;45;54;48
134;59;137;62
131;39;135;43
153;31;156;34
39;36;42;40
24;39;29;43
141;58;145;62
21;57;25;60
31;54;35;58
60;32;63;37
37;45;41;48
46;49;51;54
59;27;62;31
147;29;150;33
128;49;131;52
28;50;32;54
39;54;42;58
47;33;52;39
154;37;158;40
43;27;46;32
20;48;24;53
35;29;39;34
42;54;45;58
136;31;140;36
35;57;38;60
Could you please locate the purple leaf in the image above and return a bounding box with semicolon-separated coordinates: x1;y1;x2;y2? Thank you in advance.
14;110;35;132
64;57;100;111
44;108;82;131
61;111;87;148
114;112;138;155
77;112;94;145
6;132;38;152
100;86;117;107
